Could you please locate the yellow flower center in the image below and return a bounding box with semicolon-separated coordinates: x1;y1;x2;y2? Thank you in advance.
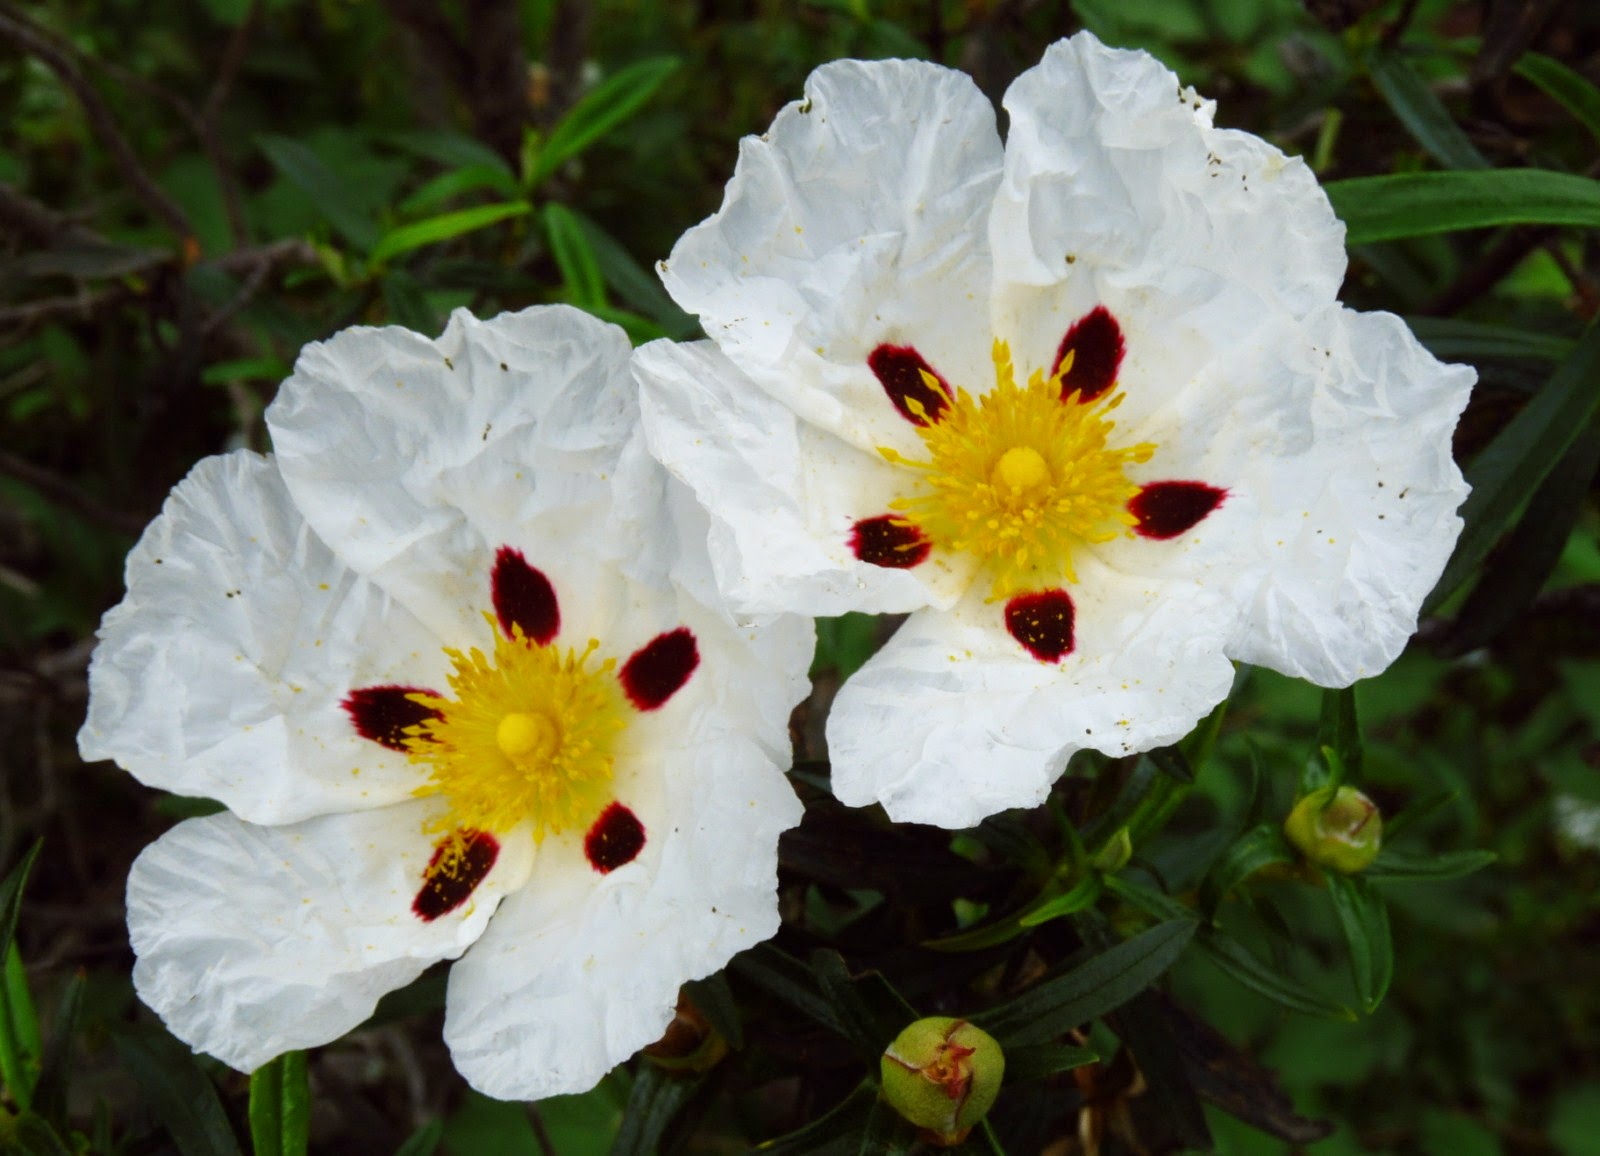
881;340;1156;597
404;615;626;843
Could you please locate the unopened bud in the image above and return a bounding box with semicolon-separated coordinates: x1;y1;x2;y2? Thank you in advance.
1285;785;1382;874
880;1017;1004;1146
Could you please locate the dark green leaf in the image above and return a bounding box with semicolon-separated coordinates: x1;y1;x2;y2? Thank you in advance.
30;970;84;1125
382;270;440;335
381;130;514;175
257;135;381;251
975;920;1195;1047
111;1023;243;1156
1200;825;1296;918
1514;52;1600;142
1325;170;1600;243
1326;874;1393;1013
544;203;607;310
609;1063;700;1156
1311;687;1362;789
10;1113;74;1156
396;165;521;216
1367;48;1488;170
1003;1042;1100;1082
0;840;43;1110
1425;315;1600;612
248;1051;309;1156
1405;316;1576;363
1364;847;1497;882
1017;874;1104;928
532;57;682;187
1149;745;1195;785
810;950;918;1060
754;1081;876;1154
1113;992;1212;1151
567;209;698;337
683;972;743;1051
369;201;531;266
393;1120;443;1156
1197;930;1357;1021
731;943;843;1036
858;1098;917;1155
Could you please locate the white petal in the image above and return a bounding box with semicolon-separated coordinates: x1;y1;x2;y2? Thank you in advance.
990;32;1347;428
444;728;801;1100
1103;304;1473;686
266;306;637;643
634;338;972;615
128;801;534;1072
828;560;1235;828
79;451;445;825
660;59;1003;451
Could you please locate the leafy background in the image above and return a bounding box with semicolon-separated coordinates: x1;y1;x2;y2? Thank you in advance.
2;0;1598;1153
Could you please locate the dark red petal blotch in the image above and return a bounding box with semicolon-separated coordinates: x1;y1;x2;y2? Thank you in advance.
1005;589;1076;663
1053;306;1125;403
850;514;931;569
342;685;443;751
1130;481;1227;540
413;830;500;921
491;546;560;644
585;802;646;874
619;628;699;711
868;344;952;426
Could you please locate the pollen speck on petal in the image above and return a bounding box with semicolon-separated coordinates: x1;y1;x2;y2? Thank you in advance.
1004;589;1075;663
492;547;560;644
869;344;951;426
342;685;443;751
1053;307;1125;403
413;830;500;921
584;802;645;873
619;628;700;710
1130;481;1227;539
850;514;932;569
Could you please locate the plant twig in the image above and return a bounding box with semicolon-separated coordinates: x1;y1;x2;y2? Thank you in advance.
198;0;262;245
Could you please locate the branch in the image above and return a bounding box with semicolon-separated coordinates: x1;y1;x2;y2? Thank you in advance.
0;4;192;239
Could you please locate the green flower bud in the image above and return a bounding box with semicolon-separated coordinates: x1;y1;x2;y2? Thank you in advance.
880;1017;1005;1146
1285;785;1382;874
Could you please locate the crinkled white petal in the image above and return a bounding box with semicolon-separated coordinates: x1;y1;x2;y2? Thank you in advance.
444;724;801;1099
78;451;445;825
989;32;1347;430
266;306;637;643
660;59;1003;453
827;558;1235;828
128;800;534;1072
1102;304;1473;686
635;338;976;616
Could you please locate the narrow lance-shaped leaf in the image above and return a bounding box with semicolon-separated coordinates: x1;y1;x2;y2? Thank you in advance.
1364;847;1497;882
0;840;43;1111
1367;47;1488;170
810;950;919;1060
1514;52;1600;143
368;201;532;267
1197;929;1358;1022
1325;874;1394;1013
609;1062;703;1156
531;57;682;187
544;202;608;311
754;1080;876;1155
30;969;85;1127
1199;824;1297;918
1325;169;1600;244
248;1051;310;1156
256;135;381;252
110;1023;245;1156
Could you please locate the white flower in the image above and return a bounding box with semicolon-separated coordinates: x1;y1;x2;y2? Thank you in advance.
633;33;1473;829
79;306;812;1100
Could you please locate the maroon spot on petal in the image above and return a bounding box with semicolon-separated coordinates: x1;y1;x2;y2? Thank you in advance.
492;546;559;644
849;514;932;569
413;830;499;921
1130;481;1227;540
868;343;951;426
342;685;443;751
1005;589;1076;663
1053;306;1125;403
585;802;646;874
619;628;699;711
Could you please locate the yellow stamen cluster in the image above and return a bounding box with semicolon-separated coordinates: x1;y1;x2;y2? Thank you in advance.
405;614;625;844
880;340;1155;597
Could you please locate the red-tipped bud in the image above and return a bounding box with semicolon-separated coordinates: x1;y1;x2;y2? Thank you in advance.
880;1017;1005;1146
1285;785;1383;874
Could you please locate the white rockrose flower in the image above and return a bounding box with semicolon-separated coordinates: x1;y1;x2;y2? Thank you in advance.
80;305;813;1100
633;32;1473;829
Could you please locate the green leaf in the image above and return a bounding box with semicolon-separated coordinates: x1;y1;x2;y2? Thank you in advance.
531;57;681;187
393;1120;444;1156
810;950;918;1060
257;135;381;251
1325;170;1600;243
754;1081;876;1154
1199;824;1296;918
9;1113;74;1156
369;201;531;266
1514;52;1600;142
1366;48;1488;170
544;202;607;310
1405;317;1576;363
1017;873;1104;928
1425;315;1600;613
1003;1043;1100;1082
1326;874;1393;1013
0;840;43;1111
30;969;84;1126
1198;930;1358;1021
975;920;1195;1047
609;1064;701;1156
1308;686;1362;791
1149;745;1196;785
731;943;844;1037
858;1098;918;1155
110;1023;244;1156
396;165;521;216
381;130;515;175
565;209;698;337
249;1051;310;1156
1364;847;1498;882
381;270;440;335
683;972;743;1051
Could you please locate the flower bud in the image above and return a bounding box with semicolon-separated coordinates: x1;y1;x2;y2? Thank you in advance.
1284;785;1382;874
880;1017;1004;1146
